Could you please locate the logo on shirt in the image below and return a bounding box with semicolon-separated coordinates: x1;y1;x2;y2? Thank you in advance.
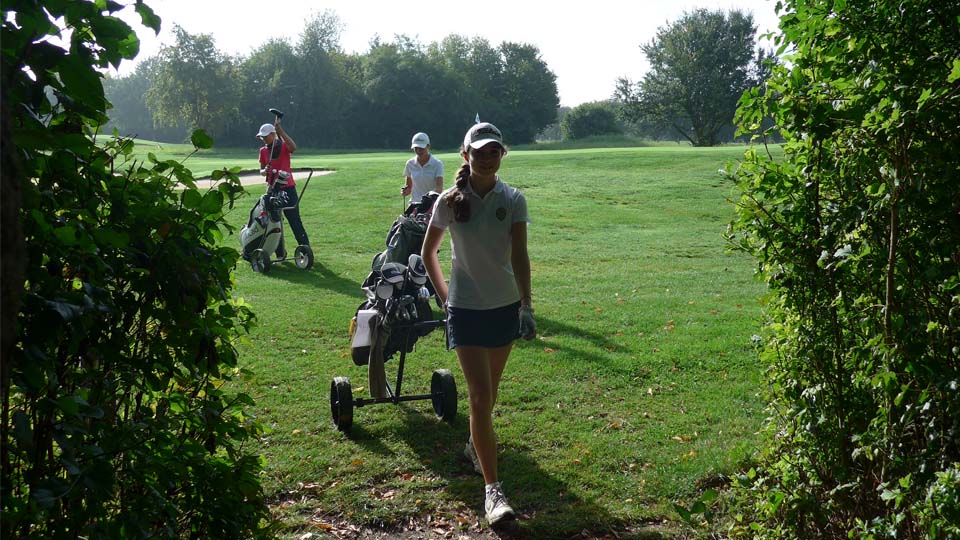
496;207;507;221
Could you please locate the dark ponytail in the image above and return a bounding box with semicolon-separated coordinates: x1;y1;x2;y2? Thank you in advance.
445;155;472;222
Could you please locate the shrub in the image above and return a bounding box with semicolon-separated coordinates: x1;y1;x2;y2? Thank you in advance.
1;2;272;538
560;102;622;140
727;0;960;538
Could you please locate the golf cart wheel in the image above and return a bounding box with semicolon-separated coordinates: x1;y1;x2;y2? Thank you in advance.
294;245;314;269
251;249;265;273
431;369;457;423
330;377;353;432
260;250;272;273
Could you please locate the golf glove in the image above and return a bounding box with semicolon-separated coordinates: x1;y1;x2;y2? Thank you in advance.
519;306;536;340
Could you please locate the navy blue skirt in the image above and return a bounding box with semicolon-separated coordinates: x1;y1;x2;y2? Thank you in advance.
446;301;521;350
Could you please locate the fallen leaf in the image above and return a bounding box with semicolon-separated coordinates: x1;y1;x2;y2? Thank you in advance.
544;347;555;353
350;458;364;466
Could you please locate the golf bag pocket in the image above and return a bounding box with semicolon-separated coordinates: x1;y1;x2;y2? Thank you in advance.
350;308;378;365
351;309;377;348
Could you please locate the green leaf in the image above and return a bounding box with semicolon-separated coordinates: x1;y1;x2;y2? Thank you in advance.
135;2;162;34
58;52;104;107
93;228;130;249
182;189;202;210
899;474;912;489
949;58;960;83
54;226;78;246
57;395;82;415
917;88;933;111
200;191;224;214
191;129;214;149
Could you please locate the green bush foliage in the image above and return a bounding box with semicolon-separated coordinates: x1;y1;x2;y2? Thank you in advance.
560;102;622;140
1;2;271;538
727;0;960;538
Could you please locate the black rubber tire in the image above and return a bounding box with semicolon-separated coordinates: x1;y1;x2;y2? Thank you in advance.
431;369;457;423
295;245;314;269
251;249;265;273
330;377;353;432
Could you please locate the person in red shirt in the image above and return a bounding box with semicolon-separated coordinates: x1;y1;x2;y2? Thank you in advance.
257;119;310;257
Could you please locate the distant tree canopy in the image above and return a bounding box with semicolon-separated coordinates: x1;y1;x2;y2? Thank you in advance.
561;102;622;140
106;12;559;148
615;9;772;146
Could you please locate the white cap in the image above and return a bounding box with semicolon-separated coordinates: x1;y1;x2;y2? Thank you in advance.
256;123;275;138
411;132;430;148
463;122;503;150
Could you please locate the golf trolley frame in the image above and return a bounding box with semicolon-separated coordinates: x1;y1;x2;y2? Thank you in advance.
248;168;314;273
330;192;455;433
330;316;454;433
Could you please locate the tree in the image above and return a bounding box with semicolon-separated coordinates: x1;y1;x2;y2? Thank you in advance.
728;0;960;538
146;25;241;140
497;42;560;144
104;56;182;141
561;102;621;140
236;38;300;141
619;9;758;146
1;1;270;537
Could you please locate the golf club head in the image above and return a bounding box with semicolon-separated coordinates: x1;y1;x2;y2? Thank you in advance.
375;281;394;300
380;262;407;285
268;108;284;119
407;254;427;285
418;286;431;301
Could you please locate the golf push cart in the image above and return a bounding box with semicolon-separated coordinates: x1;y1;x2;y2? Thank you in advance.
330;192;456;432
239;108;314;273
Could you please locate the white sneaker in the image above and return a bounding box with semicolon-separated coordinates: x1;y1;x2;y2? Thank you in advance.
464;437;482;475
484;482;516;526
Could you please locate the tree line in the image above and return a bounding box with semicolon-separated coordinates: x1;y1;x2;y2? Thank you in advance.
104;11;560;149
106;9;777;149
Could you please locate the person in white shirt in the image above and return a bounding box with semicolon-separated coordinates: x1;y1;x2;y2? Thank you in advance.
421;122;535;527
402;132;444;204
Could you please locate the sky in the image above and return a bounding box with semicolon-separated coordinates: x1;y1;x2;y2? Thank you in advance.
115;0;784;108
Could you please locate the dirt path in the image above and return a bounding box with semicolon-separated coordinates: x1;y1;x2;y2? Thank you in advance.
194;168;334;189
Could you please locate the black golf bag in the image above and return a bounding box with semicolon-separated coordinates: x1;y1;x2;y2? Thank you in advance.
350;192;441;366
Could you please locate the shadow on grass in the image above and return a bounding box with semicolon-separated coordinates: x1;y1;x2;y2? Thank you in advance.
243;259;361;297
520;315;645;371
347;402;666;539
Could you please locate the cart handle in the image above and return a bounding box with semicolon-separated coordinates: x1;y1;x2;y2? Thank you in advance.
297;168;313;201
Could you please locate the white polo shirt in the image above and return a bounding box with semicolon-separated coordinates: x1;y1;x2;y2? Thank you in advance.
429;177;530;310
404;155;444;203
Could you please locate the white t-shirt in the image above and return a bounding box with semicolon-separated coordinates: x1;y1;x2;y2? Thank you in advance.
404;155;444;204
428;177;530;310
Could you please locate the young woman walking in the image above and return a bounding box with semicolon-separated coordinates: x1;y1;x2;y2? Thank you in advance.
421;122;536;526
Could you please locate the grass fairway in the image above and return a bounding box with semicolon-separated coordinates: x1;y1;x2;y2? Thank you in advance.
179;144;770;537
